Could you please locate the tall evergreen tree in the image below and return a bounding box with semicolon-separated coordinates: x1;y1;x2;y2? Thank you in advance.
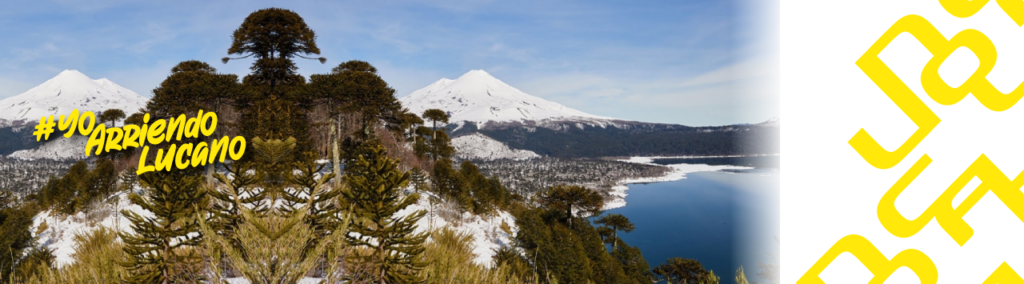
283;152;342;242
653;257;719;284
594;213;634;250
207;161;264;251
343;143;427;284
224;8;325;161
611;242;653;284
537;184;604;227
148;60;239;120
98;109;125;127
309;60;405;187
119;171;207;284
0;205;33;283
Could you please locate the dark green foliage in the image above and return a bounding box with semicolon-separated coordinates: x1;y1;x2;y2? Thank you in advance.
430;159;469;212
119;170;207;284
36;159;118;215
0;127;42;156
343;143;427;284
536;184;604;228
0;204;35;283
13;247;54;282
429;159;514;216
416;109;454;161
226;8;325;162
98;109;125;127
409;167;429;194
308;60;407;151
124;112;145;125
207;161;264;248
282;154;342;242
492;246;532;282
653;257;713;284
226;8;323;62
148;60;240;120
512;206;642;284
595;213;634;250
612;242;653;284
473;122;780;158
513;208;592;283
458;161;511;215
422;109;448;131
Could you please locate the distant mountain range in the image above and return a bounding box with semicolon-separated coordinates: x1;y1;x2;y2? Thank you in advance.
0;70;148;156
1;69;777;160
400;70;779;158
0;70;148;128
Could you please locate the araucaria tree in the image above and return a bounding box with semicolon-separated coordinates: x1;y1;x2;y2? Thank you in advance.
224;8;325;160
653;257;720;284
595;213;634;250
308;60;407;187
119;170;208;284
343;143;428;284
537;184;604;227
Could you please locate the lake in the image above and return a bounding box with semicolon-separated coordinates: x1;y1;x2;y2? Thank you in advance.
594;168;779;282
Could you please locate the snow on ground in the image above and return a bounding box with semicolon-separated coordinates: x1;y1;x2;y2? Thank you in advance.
604;157;754;210
9;135;88;161
397;190;517;267
31;185;514;270
452;133;540;161
30;190;147;267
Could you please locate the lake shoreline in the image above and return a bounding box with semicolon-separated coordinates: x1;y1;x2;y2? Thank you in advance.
603;157;752;210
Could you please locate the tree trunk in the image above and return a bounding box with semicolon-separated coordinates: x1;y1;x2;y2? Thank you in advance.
612;230;618;250
331;118;341;188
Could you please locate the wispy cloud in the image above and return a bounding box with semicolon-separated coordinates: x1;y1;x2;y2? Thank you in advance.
0;0;777;126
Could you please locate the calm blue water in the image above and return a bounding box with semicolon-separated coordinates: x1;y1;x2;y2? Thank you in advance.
594;169;779;281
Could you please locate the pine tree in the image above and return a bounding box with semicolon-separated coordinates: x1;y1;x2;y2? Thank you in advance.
148;60;239;120
594;213;634;250
224;8;325;161
283;152;342;242
537;184;604;227
422;109;448;140
343;143;428;284
207;161;264;250
98;109;125;127
119;170;207;284
308;60;405;188
653;257;718;284
0;205;33;282
611;242;653;284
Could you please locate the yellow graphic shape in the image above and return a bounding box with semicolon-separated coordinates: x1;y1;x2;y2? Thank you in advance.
985;262;1024;284
852;14;940;169
939;0;1024;26
798;234;937;284
877;154;1024;246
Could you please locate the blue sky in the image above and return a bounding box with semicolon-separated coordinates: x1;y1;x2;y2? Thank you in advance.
0;0;777;126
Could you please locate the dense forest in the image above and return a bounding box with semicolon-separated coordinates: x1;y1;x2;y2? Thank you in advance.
452;120;780;158
0;127;41;156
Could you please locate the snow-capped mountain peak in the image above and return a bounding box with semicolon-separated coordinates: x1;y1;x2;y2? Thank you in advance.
400;70;611;125
0;70;149;126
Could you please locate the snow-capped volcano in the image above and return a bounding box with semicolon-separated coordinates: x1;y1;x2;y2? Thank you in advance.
400;70;611;126
0;70;148;127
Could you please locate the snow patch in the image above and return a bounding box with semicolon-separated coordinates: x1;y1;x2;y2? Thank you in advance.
0;70;148;125
400;70;613;126
452;133;540;161
9;135;89;160
31;191;147;267
397;191;517;267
